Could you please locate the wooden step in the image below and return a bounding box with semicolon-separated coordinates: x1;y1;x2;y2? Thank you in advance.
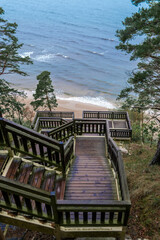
6;158;22;180
17;162;33;184
42;171;56;192
30;167;45;188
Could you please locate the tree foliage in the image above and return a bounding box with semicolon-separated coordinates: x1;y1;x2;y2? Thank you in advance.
0;7;32;121
116;0;160;109
31;71;58;111
0;79;25;123
0;7;32;76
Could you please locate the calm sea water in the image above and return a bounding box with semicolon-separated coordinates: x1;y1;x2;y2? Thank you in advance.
1;0;138;108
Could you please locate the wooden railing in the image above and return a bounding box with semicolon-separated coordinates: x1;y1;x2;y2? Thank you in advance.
0;176;130;228
83;111;128;120
49;121;75;142
57;199;130;227
83;111;132;138
0;175;58;222
110;129;132;138
0;117;131;233
105;121;130;201
49;119;106;141
32;111;74;128
34;117;68;132
0;118;74;175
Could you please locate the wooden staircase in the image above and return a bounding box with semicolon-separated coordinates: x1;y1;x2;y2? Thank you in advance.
0;113;131;239
65;136;118;200
1;156;65;200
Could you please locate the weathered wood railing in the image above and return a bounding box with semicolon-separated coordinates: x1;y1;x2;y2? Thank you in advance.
0;117;131;236
0;118;74;175
110;129;132;138
57;199;130;227
83;111;128;120
105;121;130;201
0;175;57;222
49;121;75;142
49;119;106;141
83;111;132;139
34;117;68;132
32;111;74;129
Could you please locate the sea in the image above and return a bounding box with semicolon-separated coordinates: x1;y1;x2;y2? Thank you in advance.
1;0;139;108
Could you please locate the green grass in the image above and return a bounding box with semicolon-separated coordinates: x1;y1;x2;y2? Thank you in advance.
123;143;160;240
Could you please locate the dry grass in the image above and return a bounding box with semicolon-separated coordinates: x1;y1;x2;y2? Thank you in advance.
123;143;160;240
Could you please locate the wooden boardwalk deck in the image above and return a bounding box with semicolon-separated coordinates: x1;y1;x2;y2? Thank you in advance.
64;136;118;200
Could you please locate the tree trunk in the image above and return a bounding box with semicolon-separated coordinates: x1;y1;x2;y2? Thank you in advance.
0;228;5;240
150;139;160;165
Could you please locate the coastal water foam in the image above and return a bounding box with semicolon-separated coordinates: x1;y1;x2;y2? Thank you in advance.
1;0;138;107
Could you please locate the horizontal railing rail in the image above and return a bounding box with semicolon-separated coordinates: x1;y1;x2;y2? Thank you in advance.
105;122;130;202
0;175;130;228
49;121;74;142
32;111;74;128
110;129;132;138
34;117;68;132
57;199;130;227
64;136;74;171
0;176;58;222
0;118;64;168
126;112;132;130
49;119;106;142
74;119;106;135
83;111;128;120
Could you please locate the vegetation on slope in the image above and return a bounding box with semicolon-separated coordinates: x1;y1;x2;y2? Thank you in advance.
124;143;160;239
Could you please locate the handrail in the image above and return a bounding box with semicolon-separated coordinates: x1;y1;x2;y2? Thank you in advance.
83;110;128;119
49;119;107;141
57;199;130;226
49;121;74;141
34;117;68;132
0;118;64;168
0;175;57;221
31;111;74;128
105;121;130;202
126;112;132;130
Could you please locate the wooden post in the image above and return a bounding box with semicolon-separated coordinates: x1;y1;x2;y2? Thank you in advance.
0;111;2;118
60;142;65;177
51;191;61;239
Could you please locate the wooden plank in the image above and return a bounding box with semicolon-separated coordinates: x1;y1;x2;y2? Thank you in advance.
6;158;21;180
64;136;117;201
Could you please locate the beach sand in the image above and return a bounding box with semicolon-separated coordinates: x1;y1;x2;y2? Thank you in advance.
23;91;114;119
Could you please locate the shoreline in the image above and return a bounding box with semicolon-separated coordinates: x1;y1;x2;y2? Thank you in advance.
22;90;116;118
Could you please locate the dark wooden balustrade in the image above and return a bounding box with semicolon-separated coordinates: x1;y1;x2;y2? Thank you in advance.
57;199;130;227
0;175;57;222
32;111;74;129
49;119;106;142
34;117;68;132
105;121;130;201
0;118;74;175
83;111;128;120
0;113;131;238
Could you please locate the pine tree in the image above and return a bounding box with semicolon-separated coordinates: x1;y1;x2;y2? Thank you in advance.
116;0;160;110
0;7;32;76
0;79;25;123
116;0;160;165
0;7;32;120
31;71;58;111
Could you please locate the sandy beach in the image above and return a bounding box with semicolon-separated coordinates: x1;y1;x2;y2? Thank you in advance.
22;91;114;119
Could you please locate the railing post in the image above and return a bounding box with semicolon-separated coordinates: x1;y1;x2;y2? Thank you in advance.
51;191;59;223
60;142;66;177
